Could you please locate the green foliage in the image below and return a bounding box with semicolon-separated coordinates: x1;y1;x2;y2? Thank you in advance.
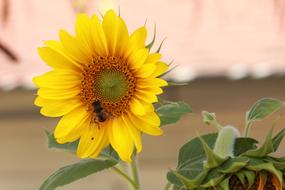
167;127;285;190
233;138;258;156
241;127;274;157
246;98;285;124
39;159;117;190
156;101;192;126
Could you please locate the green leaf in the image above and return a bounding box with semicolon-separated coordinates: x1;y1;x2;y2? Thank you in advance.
242;127;274;157
246;98;285;123
200;168;225;188
234;138;258;156
39;159;117;190
156;101;192;126
272;128;285;151
167;133;217;187
218;157;249;174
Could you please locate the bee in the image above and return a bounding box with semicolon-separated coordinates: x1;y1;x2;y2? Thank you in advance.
92;100;109;123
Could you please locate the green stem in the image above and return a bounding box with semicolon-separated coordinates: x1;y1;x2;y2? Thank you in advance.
243;121;252;137
164;182;171;190
112;166;137;190
130;156;141;190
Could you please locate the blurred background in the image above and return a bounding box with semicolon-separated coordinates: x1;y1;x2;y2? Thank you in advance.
1;0;285;189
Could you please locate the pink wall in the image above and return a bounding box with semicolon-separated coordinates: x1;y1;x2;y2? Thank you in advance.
1;0;285;88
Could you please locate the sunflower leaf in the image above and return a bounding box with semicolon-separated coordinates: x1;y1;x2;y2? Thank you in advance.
246;98;285;124
157;101;192;126
39;159;117;190
272;128;285;151
167;134;217;187
241;127;274;157
234;138;258;156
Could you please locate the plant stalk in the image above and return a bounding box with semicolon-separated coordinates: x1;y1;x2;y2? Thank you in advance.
130;156;141;190
112;166;137;190
164;182;171;190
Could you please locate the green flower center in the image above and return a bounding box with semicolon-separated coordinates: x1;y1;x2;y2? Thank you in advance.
95;70;128;102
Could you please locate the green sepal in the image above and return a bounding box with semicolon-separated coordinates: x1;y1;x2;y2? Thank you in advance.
169;170;208;189
235;172;246;187
264;157;285;170
218;177;230;190
241;127;274;157
156;38;166;53
272;127;285;151
200;168;226;188
202;111;222;130
146;24;156;49
200;137;227;169
235;170;256;189
218;157;249;174
242;170;256;189
246;162;283;184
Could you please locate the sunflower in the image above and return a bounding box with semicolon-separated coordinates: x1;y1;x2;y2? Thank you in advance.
33;10;168;162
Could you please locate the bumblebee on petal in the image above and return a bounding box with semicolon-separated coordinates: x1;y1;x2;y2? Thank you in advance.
34;10;168;162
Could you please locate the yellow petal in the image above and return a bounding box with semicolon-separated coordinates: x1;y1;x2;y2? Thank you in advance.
150;62;169;77
59;30;92;64
75;14;95;54
77;122;109;158
136;86;163;95
90;15;108;56
135;90;158;103
128;48;149;70
57;116;90;143
130;98;147;116
146;53;161;64
54;106;89;139
102;10;129;56
38;46;80;70
33;70;81;89
108;118;134;162
36;97;82;117
37;87;80;100
121;114;142;153
127;111;163;136
138;78;168;88
126;27;147;56
136;64;157;78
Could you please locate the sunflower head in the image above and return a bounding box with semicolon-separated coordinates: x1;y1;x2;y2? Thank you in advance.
33;10;169;162
167;99;285;190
